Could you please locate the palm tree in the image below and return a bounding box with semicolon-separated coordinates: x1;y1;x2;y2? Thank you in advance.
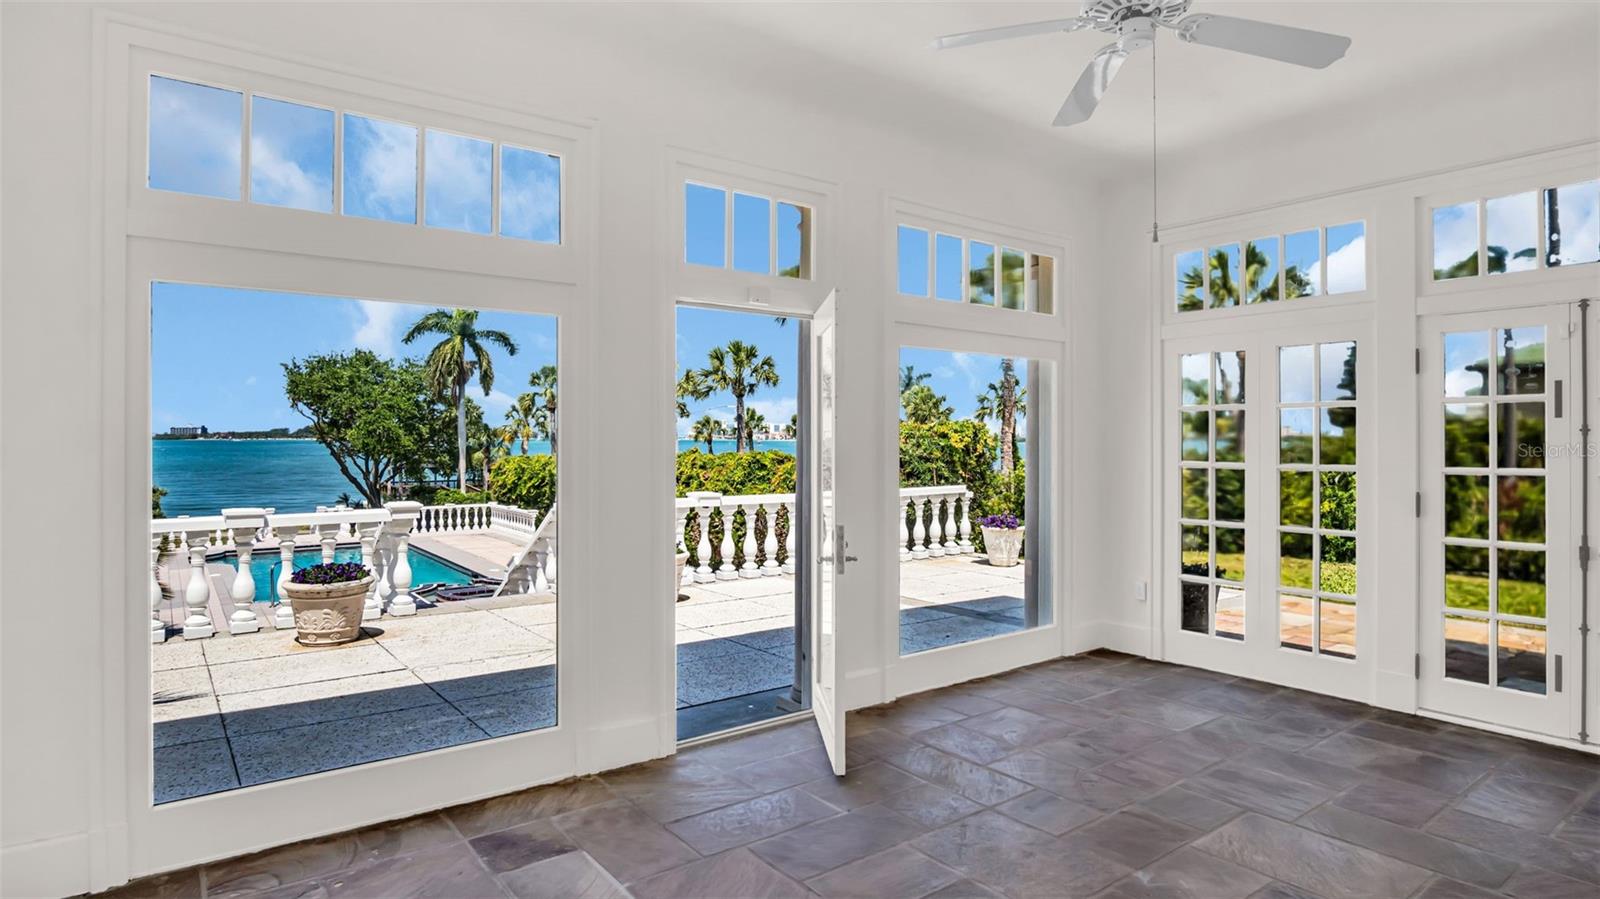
902;384;953;423
504;393;536;454
743;410;767;447
700;340;779;453
676;369;711;419
527;365;558;458
974;358;1027;476
690;415;721;453
403;308;519;489
900;364;932;395
469;421;512;490
786;413;798;438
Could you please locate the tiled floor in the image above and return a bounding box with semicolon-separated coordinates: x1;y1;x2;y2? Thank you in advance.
113;651;1600;899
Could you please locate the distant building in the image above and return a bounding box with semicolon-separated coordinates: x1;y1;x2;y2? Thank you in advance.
169;424;207;437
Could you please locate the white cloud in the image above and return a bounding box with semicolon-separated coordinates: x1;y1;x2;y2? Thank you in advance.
345;116;417;220
423;131;492;232
483;389;516;415
249;135;330;211
950;352;986;393
749;396;797;425
1321;234;1366;294
244;375;258;386
352;301;403;358
1433;204;1479;272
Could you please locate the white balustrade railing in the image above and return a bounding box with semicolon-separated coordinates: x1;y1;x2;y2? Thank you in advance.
672;485;970;585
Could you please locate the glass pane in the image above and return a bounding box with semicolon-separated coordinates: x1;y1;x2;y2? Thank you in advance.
1545;180;1600;267
1433;202;1480;280
1181;412;1210;461
1181;525;1211;577
1279;593;1314;652
500;145;561;244
897;226;930;296
1280;532;1313;589
1497;622;1547;694
1497;476;1545;543
1444;475;1491;538
1181;582;1210;633
423;130;492;234
1444;404;1490;467
1320;597;1356;658
732;192;771;274
342;114;417;223
1444;546;1491;611
1319;472;1356;531
249;96;332;212
777;202;809;278
1181;468;1210;519
1176;250;1205;312
1215;351;1246;405
1216;586;1245;641
1444;614;1490;683
1207;244;1241;308
1244;237;1279;303
968;241;995;305
1320;535;1356;595
1181;354;1211;406
1279;409;1314;464
1279;471;1313;527
1320;408;1357;465
1325;222;1366;294
1216;527;1245;583
1000;248;1026;310
684;183;726;267
1497;327;1547;395
1498;402;1546;469
1320;341;1357;401
1279;344;1315;404
1214;411;1244;463
1215;468;1244;523
1486;192;1538;274
149;75;242;200
935;234;963;301
1444;331;1491;397
1497;549;1546;618
1283;229;1320;297
1030;254;1055;315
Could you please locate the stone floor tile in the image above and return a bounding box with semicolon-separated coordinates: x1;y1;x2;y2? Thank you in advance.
1424;808;1600;885
1092;688;1222;731
468;819;579;874
499;850;627;899
230;704;485;787
910;810;1058;883
1411;876;1505;899
411;653;556;703
1500;865;1597;899
1332;777;1454;828
217;670;439;736
551;799;699;884
1060;808;1198;869
956;706;1076;750
205;643;405;695
447;777;615;838
1136;786;1244;831
990;751;1151;811
876;782;985;829
322;842;502;898
1193;813;1432;899
1183;763;1337;821
629;848;807;898
1097;846;1271;899
204;814;456;898
89;868;203;899
747;804;925;880
887;745;1032;805
728;745;835;792
602;760;762;824
1305;732;1485;795
921;880;1005;899
675;649;792;707
912;722;1014;764
1095;738;1224;791
452;685;558;737
1494;751;1600;792
1298;804;1517;889
799;760;925;810
154;738;238;804
1456;773;1581;832
850;699;968;736
151;639;207;672
804;844;961;898
664;787;837;855
994;789;1101;835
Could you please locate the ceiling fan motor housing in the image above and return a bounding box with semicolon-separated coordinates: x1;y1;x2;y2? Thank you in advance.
1079;0;1190;32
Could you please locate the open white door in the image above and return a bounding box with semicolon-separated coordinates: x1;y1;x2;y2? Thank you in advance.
810;290;846;774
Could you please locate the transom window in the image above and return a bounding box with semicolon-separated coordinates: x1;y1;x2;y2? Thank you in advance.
683;181;813;279
147;75;562;244
1178;350;1246;640
1175;221;1366;313
1431;180;1599;281
896;226;1056;315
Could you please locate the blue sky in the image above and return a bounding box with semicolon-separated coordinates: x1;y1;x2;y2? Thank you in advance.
675;306;798;435
685;183;804;275
899;347;1028;425
151;283;558;432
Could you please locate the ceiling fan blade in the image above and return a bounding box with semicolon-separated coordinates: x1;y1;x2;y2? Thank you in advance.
930;17;1087;50
1054;43;1128;127
1174;13;1351;68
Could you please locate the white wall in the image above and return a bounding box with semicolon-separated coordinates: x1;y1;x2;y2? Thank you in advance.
1;3;1102;894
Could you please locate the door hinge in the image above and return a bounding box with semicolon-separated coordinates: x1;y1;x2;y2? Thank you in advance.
1554;655;1563;693
1414;653;1421;679
1415;347;1421;375
1581;539;1592;572
1554;379;1564;418
1415;492;1422;518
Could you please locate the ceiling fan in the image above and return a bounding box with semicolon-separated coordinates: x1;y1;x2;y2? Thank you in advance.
931;0;1352;127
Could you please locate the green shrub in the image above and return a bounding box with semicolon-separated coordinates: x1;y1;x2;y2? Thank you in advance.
676;448;795;496
488;454;557;513
431;488;484;505
898;420;997;495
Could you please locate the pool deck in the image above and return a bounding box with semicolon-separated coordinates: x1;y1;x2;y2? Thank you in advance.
151;533;1026;803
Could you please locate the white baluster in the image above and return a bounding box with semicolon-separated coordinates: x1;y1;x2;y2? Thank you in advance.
899;497;912;562
317;522;338;564
274;530;297;629
717;504;737;581
150;534;165;643
389;533;416;616
542;537;557;590
694;505;715;583
358;521;384;621
941;494;960;553
782;501;797;575
226;525;262;635
958;490;975;554
675;505;693;585
739;504;760;578
181;528;216;639
927;496;947;558
761;502;781;576
912;498;929;559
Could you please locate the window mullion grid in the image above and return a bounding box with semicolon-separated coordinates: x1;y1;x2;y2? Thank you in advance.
491;141;501;238
240;89;253;204
332;110;344;216
415;126;426;228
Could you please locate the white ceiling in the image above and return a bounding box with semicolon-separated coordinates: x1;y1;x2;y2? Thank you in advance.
587;1;1597;173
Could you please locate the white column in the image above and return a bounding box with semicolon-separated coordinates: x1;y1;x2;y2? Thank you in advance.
274;530;297;629
911;498;929;559
717;503;737;581
150;533;165;643
739;504;760;578
181;528;216;639
760;502;781;576
958;489;975;554
358;521;384;621
782;500;797;575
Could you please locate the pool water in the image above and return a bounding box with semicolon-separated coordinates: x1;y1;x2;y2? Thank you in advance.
225;547;477;603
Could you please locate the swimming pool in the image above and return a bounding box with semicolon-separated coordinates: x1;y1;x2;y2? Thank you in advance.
224;547;477;603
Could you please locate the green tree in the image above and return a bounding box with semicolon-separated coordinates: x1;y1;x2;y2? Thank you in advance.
488;453;557;514
899;364;932;395
700;340;779;453
503;393;536;454
902;384;953;424
690;414;721;453
283;351;452;506
151;486;168;520
527;364;559;458
786;413;798;438
402;308;519;490
676;369;711;419
742;409;767;447
974;358;1026;476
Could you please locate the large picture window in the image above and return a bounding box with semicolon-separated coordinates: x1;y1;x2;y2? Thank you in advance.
1178;351;1247;640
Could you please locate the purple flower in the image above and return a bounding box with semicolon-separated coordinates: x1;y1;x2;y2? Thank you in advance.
979;513;1020;530
290;561;371;585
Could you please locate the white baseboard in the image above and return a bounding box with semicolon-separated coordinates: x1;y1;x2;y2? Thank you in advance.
2;831;90;899
1074;620;1151;657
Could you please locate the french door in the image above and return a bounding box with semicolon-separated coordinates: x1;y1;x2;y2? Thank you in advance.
1419;304;1576;739
810;290;845;774
1163;322;1372;698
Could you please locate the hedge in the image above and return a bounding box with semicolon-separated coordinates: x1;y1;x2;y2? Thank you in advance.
487;454;558;513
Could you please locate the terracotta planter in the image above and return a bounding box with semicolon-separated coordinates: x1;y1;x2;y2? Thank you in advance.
674;553;691;601
283;575;374;645
981;526;1025;568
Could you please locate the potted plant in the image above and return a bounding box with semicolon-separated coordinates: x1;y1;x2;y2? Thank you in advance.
979;513;1024;568
283;561;374;646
